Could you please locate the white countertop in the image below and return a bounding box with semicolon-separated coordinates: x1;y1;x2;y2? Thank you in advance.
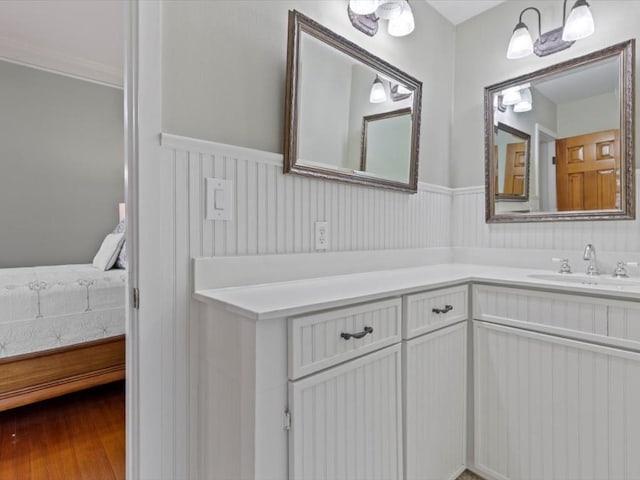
193;263;640;321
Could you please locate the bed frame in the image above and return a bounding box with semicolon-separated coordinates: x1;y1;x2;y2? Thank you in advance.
0;335;125;411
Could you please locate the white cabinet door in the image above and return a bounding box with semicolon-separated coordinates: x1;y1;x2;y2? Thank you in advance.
404;321;467;480
474;321;640;480
289;344;402;480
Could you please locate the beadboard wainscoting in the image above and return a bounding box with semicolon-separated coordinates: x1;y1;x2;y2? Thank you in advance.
158;133;454;479
452;183;640;252
161;134;453;255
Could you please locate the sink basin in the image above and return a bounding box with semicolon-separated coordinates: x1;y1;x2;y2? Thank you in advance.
528;273;640;288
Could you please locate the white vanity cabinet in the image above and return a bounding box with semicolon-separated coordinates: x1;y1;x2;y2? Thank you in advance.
288;344;403;480
403;286;468;480
473;286;640;480
287;299;403;480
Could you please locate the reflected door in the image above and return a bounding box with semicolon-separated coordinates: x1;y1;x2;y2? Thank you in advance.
556;129;620;211
503;142;526;195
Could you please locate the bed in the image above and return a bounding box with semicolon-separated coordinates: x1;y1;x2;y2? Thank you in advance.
0;264;126;411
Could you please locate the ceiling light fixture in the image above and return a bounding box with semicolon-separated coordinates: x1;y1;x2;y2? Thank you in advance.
348;0;415;37
506;0;595;59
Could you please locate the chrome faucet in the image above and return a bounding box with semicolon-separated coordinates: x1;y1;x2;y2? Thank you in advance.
583;243;599;275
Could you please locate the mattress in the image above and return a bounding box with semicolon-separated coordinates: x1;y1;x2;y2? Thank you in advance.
0;265;126;358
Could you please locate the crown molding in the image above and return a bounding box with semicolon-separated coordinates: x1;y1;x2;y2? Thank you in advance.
0;35;122;89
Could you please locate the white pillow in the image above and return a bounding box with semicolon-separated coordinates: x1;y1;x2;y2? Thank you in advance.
93;233;125;271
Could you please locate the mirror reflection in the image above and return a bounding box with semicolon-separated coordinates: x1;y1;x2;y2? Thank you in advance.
284;10;422;192
485;40;635;222
494;122;530;201
361;108;412;183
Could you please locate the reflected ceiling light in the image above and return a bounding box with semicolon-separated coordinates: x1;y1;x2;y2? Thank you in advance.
388;1;415;37
349;0;379;15
369;75;387;103
348;0;415;37
513;88;533;112
501;86;522;106
506;0;595;59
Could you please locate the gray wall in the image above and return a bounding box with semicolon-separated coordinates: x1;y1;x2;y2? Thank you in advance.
161;0;455;185
0;61;124;268
556;91;619;138
297;32;353;168
452;0;640;188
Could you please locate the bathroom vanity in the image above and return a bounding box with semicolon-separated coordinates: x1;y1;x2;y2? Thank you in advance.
193;259;640;480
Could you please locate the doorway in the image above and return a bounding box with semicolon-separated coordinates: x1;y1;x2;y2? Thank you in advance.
0;1;126;478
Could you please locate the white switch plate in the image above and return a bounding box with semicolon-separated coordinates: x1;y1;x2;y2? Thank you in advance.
315;221;329;251
206;178;233;221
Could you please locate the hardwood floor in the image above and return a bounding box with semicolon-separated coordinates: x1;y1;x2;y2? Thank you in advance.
0;381;125;480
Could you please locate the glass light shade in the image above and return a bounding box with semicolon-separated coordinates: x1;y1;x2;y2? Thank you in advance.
513;88;533;112
502;86;522;105
396;84;411;95
369;77;387;103
376;0;403;20
562;0;595;41
388;1;415;37
506;23;534;59
349;0;379;15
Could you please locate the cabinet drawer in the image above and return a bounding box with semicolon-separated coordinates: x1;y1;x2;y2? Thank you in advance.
403;285;468;339
288;298;401;380
473;285;608;338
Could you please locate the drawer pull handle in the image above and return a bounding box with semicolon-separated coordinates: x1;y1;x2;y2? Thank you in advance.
340;326;374;340
432;304;453;314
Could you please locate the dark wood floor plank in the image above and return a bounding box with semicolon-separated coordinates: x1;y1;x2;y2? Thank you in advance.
0;381;124;480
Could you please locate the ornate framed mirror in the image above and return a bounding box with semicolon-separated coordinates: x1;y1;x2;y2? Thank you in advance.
485;40;635;222
284;10;422;192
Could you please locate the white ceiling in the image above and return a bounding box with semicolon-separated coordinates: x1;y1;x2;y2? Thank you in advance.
0;0;124;87
425;0;507;25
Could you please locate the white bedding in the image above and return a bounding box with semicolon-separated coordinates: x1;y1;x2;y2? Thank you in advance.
0;264;126;358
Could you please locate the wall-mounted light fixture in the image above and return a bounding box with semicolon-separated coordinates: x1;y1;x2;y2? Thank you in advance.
506;0;595;59
498;84;533;113
513;87;533;112
348;0;415;37
369;75;387;103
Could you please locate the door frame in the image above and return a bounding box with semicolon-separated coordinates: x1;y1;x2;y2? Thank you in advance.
124;1;165;478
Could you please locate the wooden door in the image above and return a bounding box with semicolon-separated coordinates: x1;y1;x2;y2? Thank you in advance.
556;129;620;211
503;142;526;195
289;344;402;480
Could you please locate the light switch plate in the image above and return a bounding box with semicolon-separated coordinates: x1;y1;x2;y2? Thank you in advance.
205;178;233;221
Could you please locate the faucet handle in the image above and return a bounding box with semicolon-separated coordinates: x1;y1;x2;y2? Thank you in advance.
613;261;639;278
552;258;572;274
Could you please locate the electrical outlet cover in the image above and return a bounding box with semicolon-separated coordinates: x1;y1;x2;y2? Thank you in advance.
315;222;328;251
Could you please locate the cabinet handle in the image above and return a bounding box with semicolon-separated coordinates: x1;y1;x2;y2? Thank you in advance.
340;326;374;340
432;304;453;314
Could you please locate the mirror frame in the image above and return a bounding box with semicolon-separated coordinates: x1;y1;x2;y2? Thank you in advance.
284;10;422;192
484;40;635;223
494;122;531;201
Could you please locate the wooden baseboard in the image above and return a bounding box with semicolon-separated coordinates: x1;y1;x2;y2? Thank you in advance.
0;335;125;411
